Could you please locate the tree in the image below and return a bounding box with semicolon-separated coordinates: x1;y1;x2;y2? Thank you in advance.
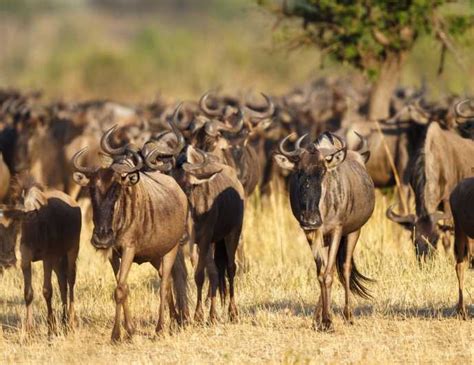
258;0;473;119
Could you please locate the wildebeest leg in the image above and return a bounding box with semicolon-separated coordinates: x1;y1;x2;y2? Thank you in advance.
171;246;190;325
342;230;360;324
214;239;227;307
151;258;180;328
226;227;241;322
22;261;34;332
306;230;326;329
43;260;57;336
454;228;468;320
66;248;78;330
156;244;179;334
111;247;135;342
207;242;219;324
441;199;452;251
194;239;211;323
320;227;342;331
53;258;68;328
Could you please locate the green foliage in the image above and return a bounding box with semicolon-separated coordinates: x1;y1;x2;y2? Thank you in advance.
260;0;473;75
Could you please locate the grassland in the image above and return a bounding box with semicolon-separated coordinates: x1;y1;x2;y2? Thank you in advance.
0;2;473;364
0;190;472;364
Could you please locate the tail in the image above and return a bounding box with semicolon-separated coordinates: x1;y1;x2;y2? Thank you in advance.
336;236;373;300
171;246;190;323
214;241;228;303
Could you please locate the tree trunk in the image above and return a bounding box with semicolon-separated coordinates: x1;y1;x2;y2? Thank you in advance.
368;53;406;120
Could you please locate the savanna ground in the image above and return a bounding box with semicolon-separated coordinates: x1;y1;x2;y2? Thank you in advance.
0;189;472;364
0;1;474;364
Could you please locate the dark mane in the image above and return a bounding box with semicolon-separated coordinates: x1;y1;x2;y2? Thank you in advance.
9;172;44;204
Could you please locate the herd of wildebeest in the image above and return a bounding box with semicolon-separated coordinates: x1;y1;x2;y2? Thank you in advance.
0;76;472;339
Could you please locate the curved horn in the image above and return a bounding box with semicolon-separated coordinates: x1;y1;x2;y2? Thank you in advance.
72;147;97;174
145;103;186;159
111;149;144;174
214;109;244;134
295;133;308;150
279;133;303;158
454;99;474;119
100;125;127;156
199;92;222;117
330;133;347;151
245;93;275;120
386;205;415;225
143;144;174;172
183;149;210;172
169;103;186;154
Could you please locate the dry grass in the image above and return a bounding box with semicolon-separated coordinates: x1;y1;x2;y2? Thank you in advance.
0;189;472;364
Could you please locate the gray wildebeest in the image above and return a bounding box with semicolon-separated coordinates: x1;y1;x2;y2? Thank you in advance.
0;173;81;335
274;131;374;331
387;121;474;257
72;125;189;341
449;178;474;320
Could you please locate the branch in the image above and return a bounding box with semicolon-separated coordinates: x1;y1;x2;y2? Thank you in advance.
432;14;467;72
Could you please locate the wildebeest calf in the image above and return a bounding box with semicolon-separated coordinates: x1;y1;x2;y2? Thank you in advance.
274;131;374;331
0;173;81;334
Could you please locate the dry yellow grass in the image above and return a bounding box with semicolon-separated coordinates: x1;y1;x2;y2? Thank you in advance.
0;189;472;364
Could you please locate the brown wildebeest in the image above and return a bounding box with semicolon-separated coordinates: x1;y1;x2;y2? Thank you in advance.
0;173;81;335
72;125;189;342
449;177;474;320
143;121;245;323
274;131;374;331
387;121;474;257
178;146;244;323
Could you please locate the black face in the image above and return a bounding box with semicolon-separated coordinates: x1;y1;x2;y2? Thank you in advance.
290;150;326;231
89;169;121;249
0;221;18;268
414;216;439;258
458;121;474;140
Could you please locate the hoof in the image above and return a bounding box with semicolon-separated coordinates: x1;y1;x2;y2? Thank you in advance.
229;306;239;323
343;308;354;325
457;307;468;321
111;327;121;343
194;308;205;324
314;318;334;332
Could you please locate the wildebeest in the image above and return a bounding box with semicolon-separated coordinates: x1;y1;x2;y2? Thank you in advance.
274;131;374;331
387;121;474;257
0;173;81;334
177;146;245;323
195;92;274;196
72;125;189;341
449;177;474;320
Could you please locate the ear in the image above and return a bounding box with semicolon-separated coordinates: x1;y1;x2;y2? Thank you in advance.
360;150;370;164
73;172;90;187
187;168;223;185
324;148;347;170
120;172;140;186
273;154;295;171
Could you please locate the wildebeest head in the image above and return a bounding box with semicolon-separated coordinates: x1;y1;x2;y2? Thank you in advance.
72;128;145;249
454;99;474;139
386;206;450;258
274;132;366;231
